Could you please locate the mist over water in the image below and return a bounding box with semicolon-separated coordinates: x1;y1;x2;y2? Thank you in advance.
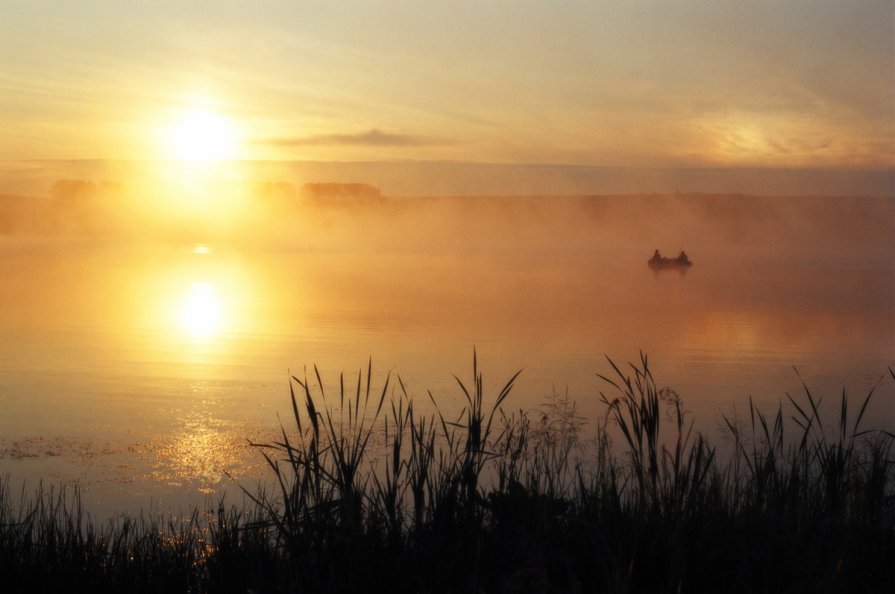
3;160;895;200
1;179;893;516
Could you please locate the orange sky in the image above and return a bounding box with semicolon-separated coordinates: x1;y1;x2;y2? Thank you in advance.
1;1;893;168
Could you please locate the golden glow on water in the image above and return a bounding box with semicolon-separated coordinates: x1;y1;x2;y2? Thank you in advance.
157;422;235;491
129;245;275;358
178;282;223;340
139;404;269;494
0;195;891;518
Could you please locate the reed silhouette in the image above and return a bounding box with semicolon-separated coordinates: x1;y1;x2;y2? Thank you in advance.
1;354;892;593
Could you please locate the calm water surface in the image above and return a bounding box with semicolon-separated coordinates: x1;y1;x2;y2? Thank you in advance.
1;195;893;516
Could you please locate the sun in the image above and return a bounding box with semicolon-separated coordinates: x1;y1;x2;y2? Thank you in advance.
165;107;240;162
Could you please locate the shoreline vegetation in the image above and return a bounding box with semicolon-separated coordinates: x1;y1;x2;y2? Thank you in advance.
1;354;893;593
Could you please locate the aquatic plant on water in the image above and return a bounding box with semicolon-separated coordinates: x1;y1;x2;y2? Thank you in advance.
0;354;892;593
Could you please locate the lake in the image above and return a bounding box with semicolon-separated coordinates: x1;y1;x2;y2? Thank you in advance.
1;193;893;518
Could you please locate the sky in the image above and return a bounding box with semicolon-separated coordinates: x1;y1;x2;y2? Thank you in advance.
1;0;893;169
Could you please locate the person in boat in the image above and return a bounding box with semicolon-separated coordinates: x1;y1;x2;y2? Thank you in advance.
677;250;689;264
652;249;661;262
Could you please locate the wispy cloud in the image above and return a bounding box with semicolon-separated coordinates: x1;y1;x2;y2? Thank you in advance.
260;128;447;148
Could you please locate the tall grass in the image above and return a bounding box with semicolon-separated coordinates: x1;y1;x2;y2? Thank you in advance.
1;355;893;593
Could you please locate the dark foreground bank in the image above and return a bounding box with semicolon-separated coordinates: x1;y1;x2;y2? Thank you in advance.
2;355;893;593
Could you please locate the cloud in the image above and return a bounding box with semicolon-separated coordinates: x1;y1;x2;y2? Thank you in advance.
260;128;446;148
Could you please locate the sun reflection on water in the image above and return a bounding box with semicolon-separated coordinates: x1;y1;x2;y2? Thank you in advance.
158;424;233;492
179;282;223;340
147;244;261;349
121;244;303;368
140;413;268;495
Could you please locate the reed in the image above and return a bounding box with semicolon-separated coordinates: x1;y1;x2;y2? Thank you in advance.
0;355;892;593
597;352;717;518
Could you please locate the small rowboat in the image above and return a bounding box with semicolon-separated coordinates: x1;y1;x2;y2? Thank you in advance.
648;252;692;269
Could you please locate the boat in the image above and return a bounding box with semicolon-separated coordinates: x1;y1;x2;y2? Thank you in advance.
648;250;692;269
